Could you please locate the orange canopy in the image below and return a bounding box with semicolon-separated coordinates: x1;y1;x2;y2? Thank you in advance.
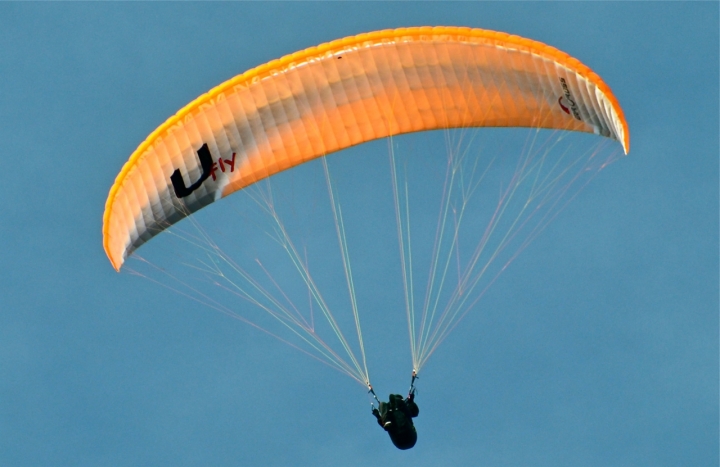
103;26;629;271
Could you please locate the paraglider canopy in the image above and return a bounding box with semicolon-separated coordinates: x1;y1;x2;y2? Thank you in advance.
102;26;629;272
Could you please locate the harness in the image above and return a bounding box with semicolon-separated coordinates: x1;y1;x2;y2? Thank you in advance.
367;369;418;410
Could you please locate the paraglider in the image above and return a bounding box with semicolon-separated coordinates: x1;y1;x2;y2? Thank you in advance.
103;26;629;449
369;371;420;449
373;393;419;450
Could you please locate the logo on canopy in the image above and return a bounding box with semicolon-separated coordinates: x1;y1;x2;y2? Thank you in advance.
558;78;582;121
170;144;237;198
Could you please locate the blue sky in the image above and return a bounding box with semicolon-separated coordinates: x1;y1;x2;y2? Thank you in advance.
1;3;717;466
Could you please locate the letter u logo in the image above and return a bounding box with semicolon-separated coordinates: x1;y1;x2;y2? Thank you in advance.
170;144;213;198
